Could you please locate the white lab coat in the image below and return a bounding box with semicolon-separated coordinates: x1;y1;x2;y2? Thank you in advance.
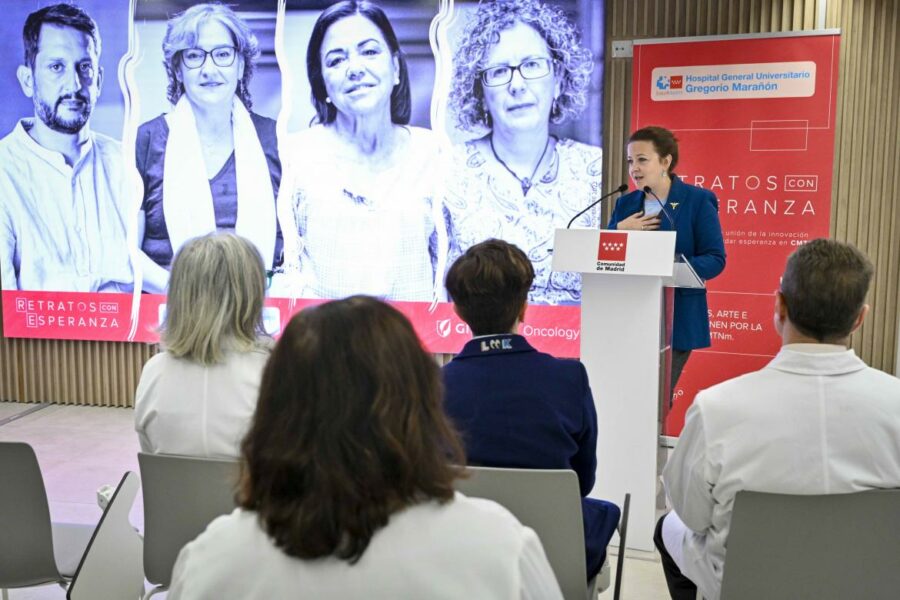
134;346;270;458
663;344;900;600
168;493;563;599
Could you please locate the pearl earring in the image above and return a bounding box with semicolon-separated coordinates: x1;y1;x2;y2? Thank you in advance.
325;97;332;104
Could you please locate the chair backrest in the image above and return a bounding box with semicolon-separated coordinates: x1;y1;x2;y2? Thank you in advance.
67;471;144;600
721;489;900;600
454;467;587;600
138;453;240;587
0;442;63;588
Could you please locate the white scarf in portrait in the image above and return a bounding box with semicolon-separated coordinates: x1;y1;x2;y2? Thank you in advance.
162;96;276;267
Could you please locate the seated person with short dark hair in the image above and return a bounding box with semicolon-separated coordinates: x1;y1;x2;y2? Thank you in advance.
443;239;620;581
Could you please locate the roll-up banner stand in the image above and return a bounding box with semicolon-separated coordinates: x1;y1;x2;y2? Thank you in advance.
632;30;840;436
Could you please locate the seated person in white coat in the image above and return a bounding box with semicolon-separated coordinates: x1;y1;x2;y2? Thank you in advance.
134;233;272;458
657;238;900;600
168;296;562;599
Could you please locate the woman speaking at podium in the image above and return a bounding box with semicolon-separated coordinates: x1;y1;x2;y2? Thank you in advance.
607;126;726;389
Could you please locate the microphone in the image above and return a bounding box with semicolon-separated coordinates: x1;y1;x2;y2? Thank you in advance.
643;186;675;229
566;183;628;229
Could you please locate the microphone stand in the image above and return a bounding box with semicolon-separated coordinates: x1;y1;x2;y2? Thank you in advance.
566;183;629;229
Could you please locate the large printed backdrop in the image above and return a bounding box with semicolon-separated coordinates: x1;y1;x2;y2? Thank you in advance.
632;32;840;435
0;0;603;356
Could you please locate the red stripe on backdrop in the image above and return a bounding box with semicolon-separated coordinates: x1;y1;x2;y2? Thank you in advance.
2;290;581;357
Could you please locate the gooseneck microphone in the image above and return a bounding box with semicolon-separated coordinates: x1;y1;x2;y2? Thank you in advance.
643;185;675;229
566;183;629;229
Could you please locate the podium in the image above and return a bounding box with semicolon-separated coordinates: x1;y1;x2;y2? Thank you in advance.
552;228;703;551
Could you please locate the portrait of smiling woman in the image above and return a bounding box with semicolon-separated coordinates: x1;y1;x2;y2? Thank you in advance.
135;2;282;294
445;0;601;305
279;0;445;301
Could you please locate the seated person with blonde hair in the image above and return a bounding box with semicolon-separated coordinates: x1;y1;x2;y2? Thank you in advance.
442;239;620;582
134;233;271;458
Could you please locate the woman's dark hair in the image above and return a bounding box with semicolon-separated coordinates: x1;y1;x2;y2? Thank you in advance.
629;126;679;173
306;1;411;125
239;295;464;563
445;239;535;336
780;239;873;342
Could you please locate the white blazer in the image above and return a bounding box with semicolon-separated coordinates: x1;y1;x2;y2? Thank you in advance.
134;347;270;458
168;493;563;599
664;344;900;600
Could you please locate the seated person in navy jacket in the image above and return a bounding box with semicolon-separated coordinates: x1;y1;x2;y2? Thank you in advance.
442;239;621;581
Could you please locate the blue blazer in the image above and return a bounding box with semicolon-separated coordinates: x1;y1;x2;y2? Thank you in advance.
443;334;619;578
608;176;726;350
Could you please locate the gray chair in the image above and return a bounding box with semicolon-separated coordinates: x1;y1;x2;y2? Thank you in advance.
138;453;240;600
0;442;95;600
719;489;900;600
455;466;629;600
66;471;144;600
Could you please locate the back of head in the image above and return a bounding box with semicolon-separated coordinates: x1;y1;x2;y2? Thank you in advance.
445;239;535;335
23;3;100;68
780;238;873;343
162;233;266;365
239;296;464;563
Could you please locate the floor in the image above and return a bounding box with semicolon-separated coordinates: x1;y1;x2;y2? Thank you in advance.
0;401;671;599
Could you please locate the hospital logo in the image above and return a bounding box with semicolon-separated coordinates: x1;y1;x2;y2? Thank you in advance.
657;74;686;91
597;232;628;262
654;73;684;98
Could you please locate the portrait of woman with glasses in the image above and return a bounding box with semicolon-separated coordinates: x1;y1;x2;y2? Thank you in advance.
135;3;282;294
445;0;600;305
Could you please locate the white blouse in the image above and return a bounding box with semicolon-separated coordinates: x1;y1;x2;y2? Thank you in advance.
279;125;445;301
134;347;270;458
168;493;563;599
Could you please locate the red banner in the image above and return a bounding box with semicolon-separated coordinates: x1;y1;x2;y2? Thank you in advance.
1;291;581;357
632;32;840;434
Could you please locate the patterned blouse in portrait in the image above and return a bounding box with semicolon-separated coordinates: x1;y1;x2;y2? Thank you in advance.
445;137;602;305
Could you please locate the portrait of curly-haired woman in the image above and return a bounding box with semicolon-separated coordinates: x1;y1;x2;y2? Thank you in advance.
443;0;603;305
